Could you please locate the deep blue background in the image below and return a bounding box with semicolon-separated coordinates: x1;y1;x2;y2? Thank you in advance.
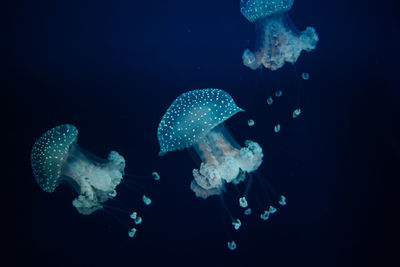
3;0;399;266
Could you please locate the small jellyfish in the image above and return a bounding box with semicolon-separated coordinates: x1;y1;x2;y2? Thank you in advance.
275;90;283;97
267;97;274;105
227;241;237;251
232;218;242;230
247;119;255;127
152;171;160;181
31;124;125;215
292;108;301;118
241;0;319;71
260;210;270;221
244;208;252;215
301;72;310;80
279;195;287;206
274;124;281;133
128;228;137;238
157;89;263;200
142;195;152;205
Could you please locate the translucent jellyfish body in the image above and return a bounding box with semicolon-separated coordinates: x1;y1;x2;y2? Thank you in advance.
31;124;125;215
157;89;263;199
240;0;318;71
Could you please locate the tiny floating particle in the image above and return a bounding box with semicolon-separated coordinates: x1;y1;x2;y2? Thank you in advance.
134;216;143;225
301;72;309;80
267;97;274;105
152;171;160;181
130;212;137;220
292;108;301;119
142;195;152;205
128;228;137;238
274;124;281;133
275;90;282;97
269;206;277;214
232;219;242;230
247;119;255;127
279;195;287;206
260;210;270;221
239;196;248;208
227;241;237;251
244;208;252;215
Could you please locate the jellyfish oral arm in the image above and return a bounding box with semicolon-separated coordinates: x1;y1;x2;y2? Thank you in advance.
243;12;319;71
242;49;261;70
190;124;263;199
61;145;126;215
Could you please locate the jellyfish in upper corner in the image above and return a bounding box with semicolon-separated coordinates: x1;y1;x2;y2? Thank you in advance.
30;124;126;215
240;0;318;71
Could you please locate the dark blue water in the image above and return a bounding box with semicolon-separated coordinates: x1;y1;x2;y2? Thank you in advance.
4;0;399;266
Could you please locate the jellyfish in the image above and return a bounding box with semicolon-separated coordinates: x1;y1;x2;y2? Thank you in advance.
240;0;318;71
157;89;263;199
30;124;126;215
157;89;286;248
